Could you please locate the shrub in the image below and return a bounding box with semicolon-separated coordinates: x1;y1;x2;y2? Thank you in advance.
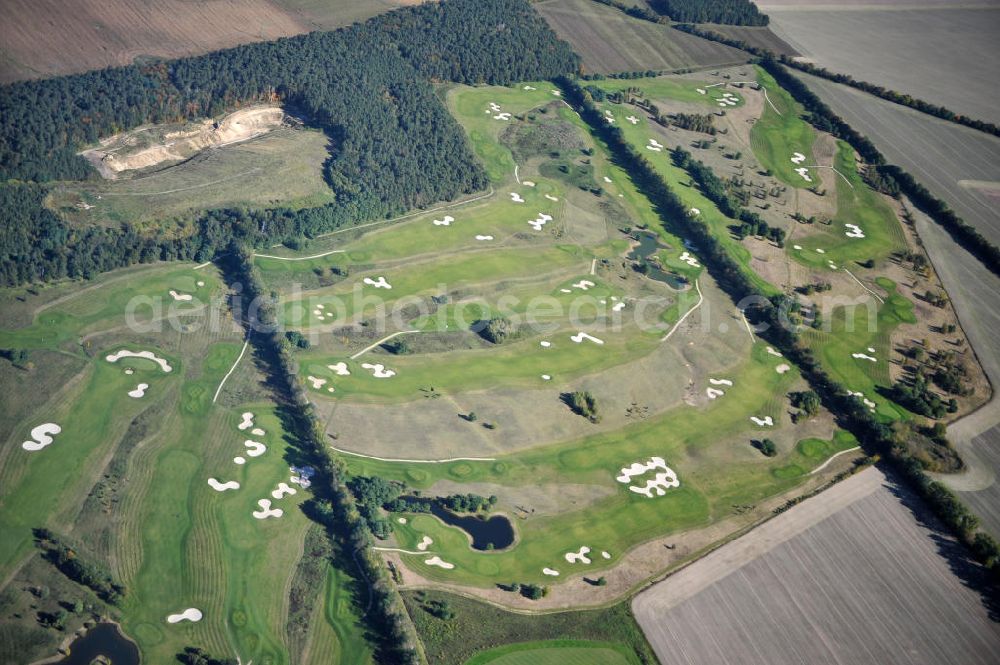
563;391;600;423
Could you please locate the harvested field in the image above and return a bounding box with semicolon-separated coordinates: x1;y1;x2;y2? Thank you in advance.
766;7;1000;123
633;466;1000;665
535;0;749;74
694;24;798;56
958;426;1000;537
790;68;1000;246
0;0;416;83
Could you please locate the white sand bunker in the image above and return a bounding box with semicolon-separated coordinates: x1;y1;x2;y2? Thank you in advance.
494;112;511;121
852;353;877;362
816;248;826;254
845;223;865;239
847;390;877;413
290;465;315;488
169;290;193;302
542;568;560;576
540;341;552;348
572;280;595;290
602;551;611;559
612;301;626;312
706;387;725;399
398;517;407;524
627;115;639;124
433;215;454;226
603;176;613;183
22;423;61;452
252;498;283;519
528;212;553;231
363;276;392;289
697;88;706;95
208;478;240;492
541;374;552;380
166;608;202;624
523;181;536;187
238;412;255;430
251;427;265;436
106;350;172;373
776;363;791;374
416;536;433;551
679;251;700;267
327;362;350;376
307;376;327;390
475;235;494;241
271;482;296;499
234;456;246;465
766;346;783;357
124;368;134;375
750;416;774;427
616;456;680;498
197;280;205;287
790;152;806;165
361;363;396;378
793;244;803;250
425;556;454;569
570;331;604;345
544;194;559;202
794;167;813;182
867;346;876;353
565;546;592;564
510;192;525;203
524;85;536;90
709;378;733;386
551;90;561;96
688;207;700;217
646;138;664;152
244;440;267;457
128;383;149;398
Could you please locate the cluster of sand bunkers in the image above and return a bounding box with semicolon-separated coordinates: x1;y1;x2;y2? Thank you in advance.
845;223;866;239
646;138;664;152
852;346;878;363
616;456;680;498
789;152;813;182
486;101;511;121
716;91;740;107
306;359;397;393
107;348;174;399
847;389;878;413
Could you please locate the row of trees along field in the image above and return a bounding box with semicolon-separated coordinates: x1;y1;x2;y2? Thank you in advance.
650;0;769;26
558;74;1000;581
0;0;579;286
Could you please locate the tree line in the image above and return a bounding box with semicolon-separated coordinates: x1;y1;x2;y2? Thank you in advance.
558;74;1000;580
0;0;579;286
650;0;768;26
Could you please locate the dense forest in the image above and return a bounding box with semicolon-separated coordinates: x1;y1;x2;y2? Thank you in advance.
0;0;578;286
650;0;768;26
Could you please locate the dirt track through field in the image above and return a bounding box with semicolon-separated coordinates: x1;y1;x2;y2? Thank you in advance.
633;466;1000;665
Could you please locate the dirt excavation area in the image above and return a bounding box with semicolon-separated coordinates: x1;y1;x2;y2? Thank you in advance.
81;106;287;178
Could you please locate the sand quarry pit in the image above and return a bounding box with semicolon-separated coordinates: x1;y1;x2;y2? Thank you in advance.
208;478;240;492
106;349;172;372
166;608;202;624
425;556;454;569
83;107;285;178
565;546;592;564
416;536;433;551
361;363;396;378
127;383;149;398
253;499;283;520
22;423;61;452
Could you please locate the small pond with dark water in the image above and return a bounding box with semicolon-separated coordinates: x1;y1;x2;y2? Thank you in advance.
430;503;515;550
55;622;140;665
627;232;687;289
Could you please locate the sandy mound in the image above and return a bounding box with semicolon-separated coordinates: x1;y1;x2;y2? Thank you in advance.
416;536;433;551
127;383;149;398
425;556;454;569
271;482;296;499
361;363;396;378
22;423;61;452
565;546;592;564
106;349;172;372
208;478;240;492
166;608;202;624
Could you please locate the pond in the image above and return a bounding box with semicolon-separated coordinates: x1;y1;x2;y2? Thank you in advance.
627;232;687;289
55;622;140;665
430;503;515;551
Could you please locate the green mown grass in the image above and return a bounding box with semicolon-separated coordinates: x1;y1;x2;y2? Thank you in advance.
591;76;747;109
466;640;634;665
750;65;818;189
